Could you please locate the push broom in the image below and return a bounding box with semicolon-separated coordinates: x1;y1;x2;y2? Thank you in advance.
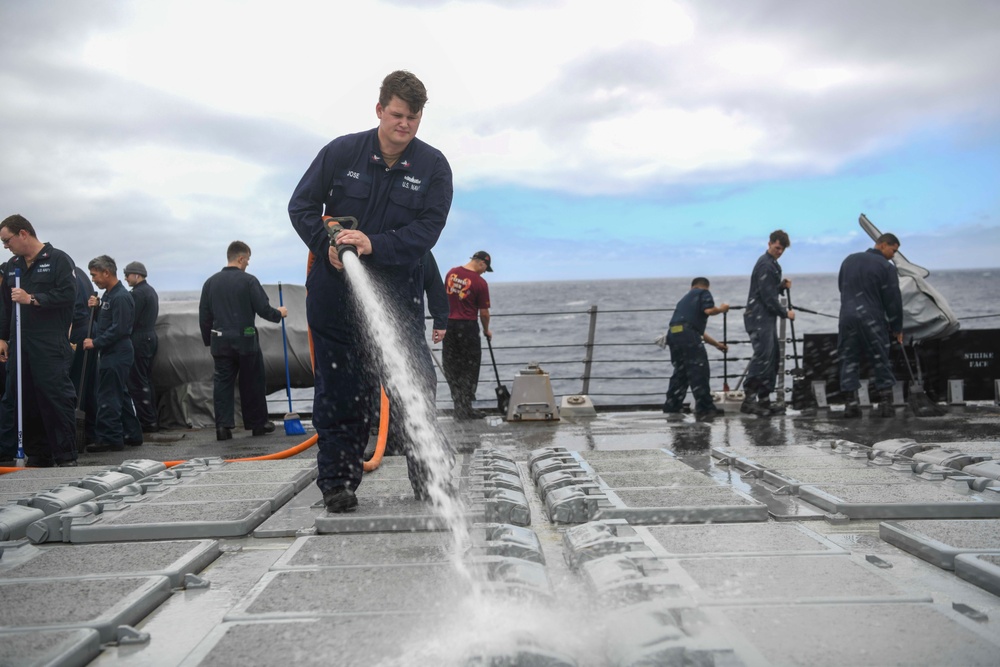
278;282;306;436
898;341;947;417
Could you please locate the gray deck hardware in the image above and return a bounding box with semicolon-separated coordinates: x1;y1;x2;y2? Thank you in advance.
0;503;45;542
879;519;1000;570
562;519;650;569
956;553;1000;597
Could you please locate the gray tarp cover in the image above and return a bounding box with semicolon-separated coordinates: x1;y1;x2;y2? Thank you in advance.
152;284;312;428
859;214;960;342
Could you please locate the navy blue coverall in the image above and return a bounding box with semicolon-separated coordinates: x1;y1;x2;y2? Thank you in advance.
288;128;453;498
91;281;142;449
0;244;79;465
663;288;717;415
199;266;283;431
837;248;903;392
743;252;788;398
127;280;159;429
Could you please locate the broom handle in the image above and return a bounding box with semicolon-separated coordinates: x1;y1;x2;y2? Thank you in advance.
486;335;502;387
15;270;24;462
897;341;918;384
76;301;97;410
278;283;294;412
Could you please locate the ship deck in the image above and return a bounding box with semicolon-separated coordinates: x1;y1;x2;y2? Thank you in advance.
3;402;1000;666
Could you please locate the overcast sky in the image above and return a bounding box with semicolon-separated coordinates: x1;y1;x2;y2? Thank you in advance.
2;0;998;292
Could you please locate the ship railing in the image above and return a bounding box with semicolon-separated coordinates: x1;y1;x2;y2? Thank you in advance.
429;304;800;409
428;304;1000;410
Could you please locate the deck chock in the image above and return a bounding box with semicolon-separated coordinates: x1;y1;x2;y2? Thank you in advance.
871;438;924;458
964;460;1000;482
537;469;595;495
527;446;571;464
118;459;169;480
74;471;150;496
530;454;582;483
469;471;523;492
913;448;988;471
562;519;649;570
580;552;684;606
544;484;611;524
0;504;45;541
470;487;531;526
24;485;97;515
116;625;151;645
469;523;545;564
468;554;553;600
948;379;966;405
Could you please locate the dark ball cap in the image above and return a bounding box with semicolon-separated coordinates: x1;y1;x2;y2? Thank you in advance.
124;261;147;277
471;250;493;272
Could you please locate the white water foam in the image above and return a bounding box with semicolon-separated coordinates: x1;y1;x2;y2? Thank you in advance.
341;252;474;581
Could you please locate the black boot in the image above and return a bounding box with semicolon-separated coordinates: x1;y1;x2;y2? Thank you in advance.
843;390;862;419
323;486;358;513
874;389;895;418
751;396;777;417
740;394;757;414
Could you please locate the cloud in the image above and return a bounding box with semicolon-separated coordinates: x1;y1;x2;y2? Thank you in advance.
1;0;997;290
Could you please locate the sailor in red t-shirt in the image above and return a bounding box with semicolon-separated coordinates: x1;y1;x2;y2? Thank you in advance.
442;251;492;419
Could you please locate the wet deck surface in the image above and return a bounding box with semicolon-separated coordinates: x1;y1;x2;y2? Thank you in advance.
3;401;1000;666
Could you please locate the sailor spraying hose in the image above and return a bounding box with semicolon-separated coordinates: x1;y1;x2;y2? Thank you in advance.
288;70;455;515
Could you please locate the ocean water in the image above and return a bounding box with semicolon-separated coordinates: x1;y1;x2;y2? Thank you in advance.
474;268;1000;408
165;268;999;410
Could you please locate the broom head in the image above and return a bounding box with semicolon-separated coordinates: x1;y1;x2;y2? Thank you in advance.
283;412;306;436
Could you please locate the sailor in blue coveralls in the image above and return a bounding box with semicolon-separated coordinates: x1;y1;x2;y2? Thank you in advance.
662;278;730;421
288;71;453;513
0;215;79;466
199;241;287;441
837;233;904;418
742;230;796;416
83;255;143;452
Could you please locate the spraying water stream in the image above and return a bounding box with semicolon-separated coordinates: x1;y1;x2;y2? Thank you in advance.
340;252;473;581
340;253;609;665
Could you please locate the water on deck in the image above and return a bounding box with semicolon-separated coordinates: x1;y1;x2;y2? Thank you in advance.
2;403;1000;666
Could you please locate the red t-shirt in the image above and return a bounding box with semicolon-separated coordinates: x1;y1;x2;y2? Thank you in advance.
444;266;490;321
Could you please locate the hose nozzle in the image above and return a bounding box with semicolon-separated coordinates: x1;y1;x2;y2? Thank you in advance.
323;215;359;261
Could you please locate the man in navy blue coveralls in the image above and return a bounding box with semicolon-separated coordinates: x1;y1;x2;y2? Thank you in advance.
288;71;453;513
742;230;796;416
0;215;79;466
663;278;730;421
199;241;287;441
838;234;903;418
84;255;143;452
